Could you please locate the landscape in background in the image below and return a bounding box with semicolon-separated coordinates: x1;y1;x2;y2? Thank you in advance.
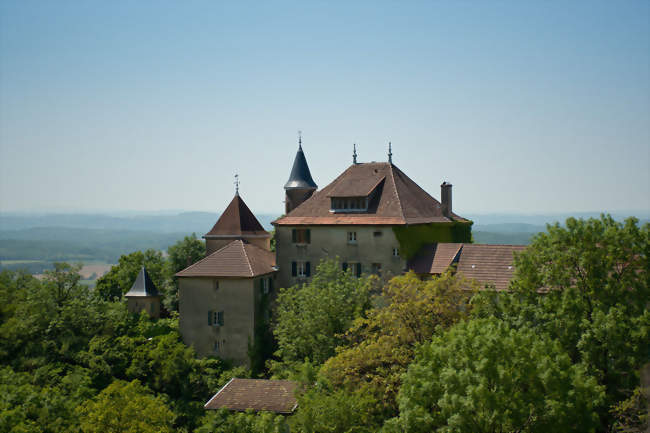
2;210;647;283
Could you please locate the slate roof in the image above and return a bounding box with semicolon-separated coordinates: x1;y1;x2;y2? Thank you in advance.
204;378;299;414
125;267;159;297
205;194;269;238
409;243;526;291
175;240;276;278
456;244;526;291
285;145;317;190
274;162;468;226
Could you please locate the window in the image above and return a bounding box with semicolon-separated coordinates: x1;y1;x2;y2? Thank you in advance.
208;310;224;326
371;263;382;276
214;280;219;290
291;261;311;277
343;262;362;278
214;339;226;354
347;231;357;244
262;277;270;294
292;228;311;244
330;196;369;213
392;248;399;257
373;231;383;237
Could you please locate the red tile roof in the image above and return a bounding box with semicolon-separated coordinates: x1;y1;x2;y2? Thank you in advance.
175;240;276;278
408;243;463;274
274;162;468;226
409;243;526;291
205;194;269;237
456;244;526;291
204;378;299;414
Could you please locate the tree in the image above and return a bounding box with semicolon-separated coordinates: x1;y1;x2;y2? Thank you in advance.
196;410;289;433
473;215;649;426
320;271;477;416
76;379;175;433
95;250;167;302
272;259;373;366
165;234;206;311
387;318;604;433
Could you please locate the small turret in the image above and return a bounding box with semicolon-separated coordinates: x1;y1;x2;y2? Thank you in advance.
284;133;317;213
125;266;161;318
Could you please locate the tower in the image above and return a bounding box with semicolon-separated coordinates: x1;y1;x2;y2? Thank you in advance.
125;266;161;318
284;134;317;214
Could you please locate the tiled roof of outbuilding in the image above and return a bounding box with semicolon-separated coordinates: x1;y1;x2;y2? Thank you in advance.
456;244;526;291
204;378;299;414
408;243;463;274
274;162;468;226
125;267;159;297
205;194;269;238
409;243;526;291
175;240;276;278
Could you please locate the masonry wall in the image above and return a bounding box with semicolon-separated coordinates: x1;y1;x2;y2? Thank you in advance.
275;225;405;289
179;277;258;364
127;296;160;318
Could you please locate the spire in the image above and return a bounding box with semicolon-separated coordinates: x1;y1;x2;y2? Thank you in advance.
234;174;240;196
125;266;159;297
284;137;317;190
353;143;358;164
388;141;393;164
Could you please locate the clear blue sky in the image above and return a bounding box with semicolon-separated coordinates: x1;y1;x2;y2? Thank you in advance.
1;0;648;215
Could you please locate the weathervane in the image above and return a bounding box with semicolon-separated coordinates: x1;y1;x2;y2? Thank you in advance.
388;141;393;164
298;130;302;149
353;143;358;164
234;174;240;195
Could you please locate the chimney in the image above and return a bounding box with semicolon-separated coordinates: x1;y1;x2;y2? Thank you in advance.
441;181;452;218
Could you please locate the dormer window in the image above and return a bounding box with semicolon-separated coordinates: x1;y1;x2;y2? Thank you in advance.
330;196;369;213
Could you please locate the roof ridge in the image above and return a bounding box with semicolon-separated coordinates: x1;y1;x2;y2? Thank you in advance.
388;164;406;222
240;240;254;277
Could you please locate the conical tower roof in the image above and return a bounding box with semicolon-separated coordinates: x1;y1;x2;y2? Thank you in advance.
204;194;268;237
125;266;159;297
284;145;317;190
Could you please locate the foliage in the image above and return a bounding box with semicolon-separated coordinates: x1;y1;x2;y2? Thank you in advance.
320;271;477;416
95;249;167;302
289;385;383;433
392;222;472;259
195;409;289;433
272;259;373;366
610;386;649;433
473;215;650;426
76;379;175;433
165;234;206;311
0;267;230;433
386;317;604;433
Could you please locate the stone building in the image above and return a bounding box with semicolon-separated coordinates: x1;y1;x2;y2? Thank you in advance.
273;144;473;289
177;138;525;366
176;193;276;364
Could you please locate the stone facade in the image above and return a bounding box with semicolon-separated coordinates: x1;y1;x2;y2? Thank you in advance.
275;225;404;289
178;274;275;364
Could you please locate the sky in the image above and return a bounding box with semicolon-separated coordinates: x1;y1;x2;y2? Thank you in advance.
0;0;648;216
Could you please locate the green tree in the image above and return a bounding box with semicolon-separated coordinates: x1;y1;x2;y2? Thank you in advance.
95;250;167;302
387;318;604;433
473;215;650;426
272;259;373;366
320;271;477;417
165;234;206;311
76;379;175;433
195;409;289;433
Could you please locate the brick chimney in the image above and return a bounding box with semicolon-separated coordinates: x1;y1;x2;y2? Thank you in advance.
441;181;452;218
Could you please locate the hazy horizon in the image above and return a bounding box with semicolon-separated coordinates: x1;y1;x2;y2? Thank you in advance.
1;1;648;215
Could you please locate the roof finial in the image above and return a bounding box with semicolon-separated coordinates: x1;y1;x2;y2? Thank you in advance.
298;130;302;150
388;141;393;164
234;173;240;196
353;143;358;164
